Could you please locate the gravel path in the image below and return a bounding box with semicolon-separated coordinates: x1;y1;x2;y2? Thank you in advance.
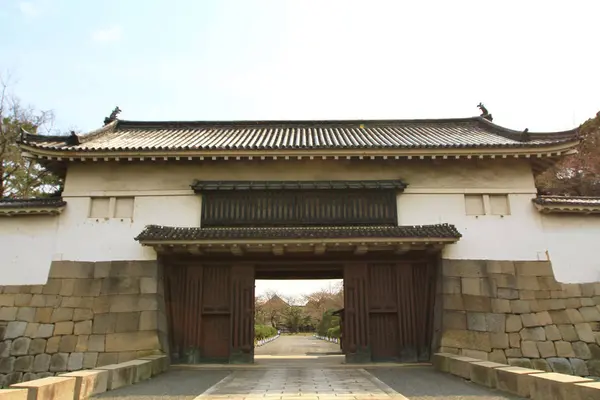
254;334;341;356
368;366;525;400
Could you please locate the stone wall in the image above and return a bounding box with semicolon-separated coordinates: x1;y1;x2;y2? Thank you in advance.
0;261;168;386
438;259;600;377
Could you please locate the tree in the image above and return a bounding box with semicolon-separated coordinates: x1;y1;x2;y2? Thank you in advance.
536;111;600;196
281;306;311;333
0;75;62;198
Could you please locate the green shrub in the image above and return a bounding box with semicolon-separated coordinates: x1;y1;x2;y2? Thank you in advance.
255;324;277;341
327;325;341;338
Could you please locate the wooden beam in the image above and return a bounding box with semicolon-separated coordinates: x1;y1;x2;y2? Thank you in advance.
272;245;285;256
394;244;412;255
314;244;327;255
354;245;369;255
231;245;244;256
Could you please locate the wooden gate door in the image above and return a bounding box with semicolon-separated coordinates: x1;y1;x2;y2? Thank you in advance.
344;260;437;362
230;265;255;363
164;264;232;363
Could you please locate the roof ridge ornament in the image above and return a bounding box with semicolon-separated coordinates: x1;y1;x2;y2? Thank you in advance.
103;106;122;125
477;102;493;122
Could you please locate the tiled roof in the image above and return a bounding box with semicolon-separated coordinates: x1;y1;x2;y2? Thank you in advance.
0;197;66;216
191;180;407;191
21;117;578;156
533;196;600;214
135;224;461;242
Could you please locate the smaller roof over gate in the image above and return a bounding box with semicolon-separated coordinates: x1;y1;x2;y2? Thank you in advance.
533;196;600;214
0;198;66;216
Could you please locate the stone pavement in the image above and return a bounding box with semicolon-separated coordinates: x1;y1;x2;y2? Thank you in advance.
93;335;524;399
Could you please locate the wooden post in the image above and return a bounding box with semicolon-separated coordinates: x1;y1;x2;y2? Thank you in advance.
343;263;371;363
230;264;255;363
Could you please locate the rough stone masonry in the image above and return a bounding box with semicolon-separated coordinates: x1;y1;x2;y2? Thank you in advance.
0;261;168;386
438;259;600;378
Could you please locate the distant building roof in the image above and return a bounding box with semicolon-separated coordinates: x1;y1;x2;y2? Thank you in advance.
20;116;579;161
533;196;600;214
0;198;66;216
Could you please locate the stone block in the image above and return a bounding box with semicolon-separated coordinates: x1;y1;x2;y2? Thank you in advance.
581;298;595;306
14;294;32;307
442;277;461;294
23;323;39;338
432;353;452;372
42;279;62;295
67;353;83;371
486;313;505;333
4;372;23;386
575;323;595;343
0;340;10;357
588;359;600;376
105;331;161;352
463;295;491;312
72;308;93;322
572;341;592;359
562;284;583;298
579;306;600;322
33;324;53;339
443;260;486;278
75;335;88;352
45;337;60;353
92;314;117;334
506;315;522;332
490;332;509;349
570;358;588;376
5;322;27;339
469;360;505;388
550;310;571;325
73;320;92;335
108;294;158;313
460;349;488;360
115;312;140;333
83;352;98;369
491;273;517;289
507;358;532;368
120;359;152;383
58;336;77;353
110;261;157;278
33;308;52;324
558;324;579;342
10;338;31;356
535;290;551;299
95;362;136;390
101;277;139;295
520;327;546;341
547;357;574;375
14;356;33;372
97;352;118;367
508;334;521;349
510;300;531;314
58;279;75;296
139;311;158;331
573;382;600;400
537;341;557;358
33;354;51;372
60;369;108;399
92;297;110;314
555;341;576;358
72;279;102;297
461;278;490;297
447;355;478;379
49;261;94;279
495;366;543;398
30;295;60;308
529;372;592;400
467;313;486;331
87;335;105;352
94;262;112;278
486;261;515;275
61;297;94;309
50;309;73;323
0;307;18;322
488;349;507;364
15;308;35;323
440;330;491;352
49;353;68;372
545;325;562;341
490;299;511;314
522;341;540;358
117;351;137;363
11;376;76;400
532;359;552;372
515;261;554;277
0;294;15;306
516;276;541;291
138;354;169;375
54;322;73;336
566;309;584;324
0;389;28;399
497;288;519;300
140;277;158;294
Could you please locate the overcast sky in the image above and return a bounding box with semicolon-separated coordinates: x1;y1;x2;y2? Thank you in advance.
2;1;599;297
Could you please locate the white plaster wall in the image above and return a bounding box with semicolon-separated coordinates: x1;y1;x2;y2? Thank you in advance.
397;193;549;261
53;195;201;262
0;216;59;285
540;214;600;283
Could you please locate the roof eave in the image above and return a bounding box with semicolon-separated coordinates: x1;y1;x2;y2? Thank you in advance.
0;206;65;217
533;203;600;215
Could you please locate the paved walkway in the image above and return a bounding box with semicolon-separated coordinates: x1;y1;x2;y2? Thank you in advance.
93;336;523;399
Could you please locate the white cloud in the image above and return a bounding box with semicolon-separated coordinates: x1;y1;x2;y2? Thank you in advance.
91;27;122;43
19;1;40;18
